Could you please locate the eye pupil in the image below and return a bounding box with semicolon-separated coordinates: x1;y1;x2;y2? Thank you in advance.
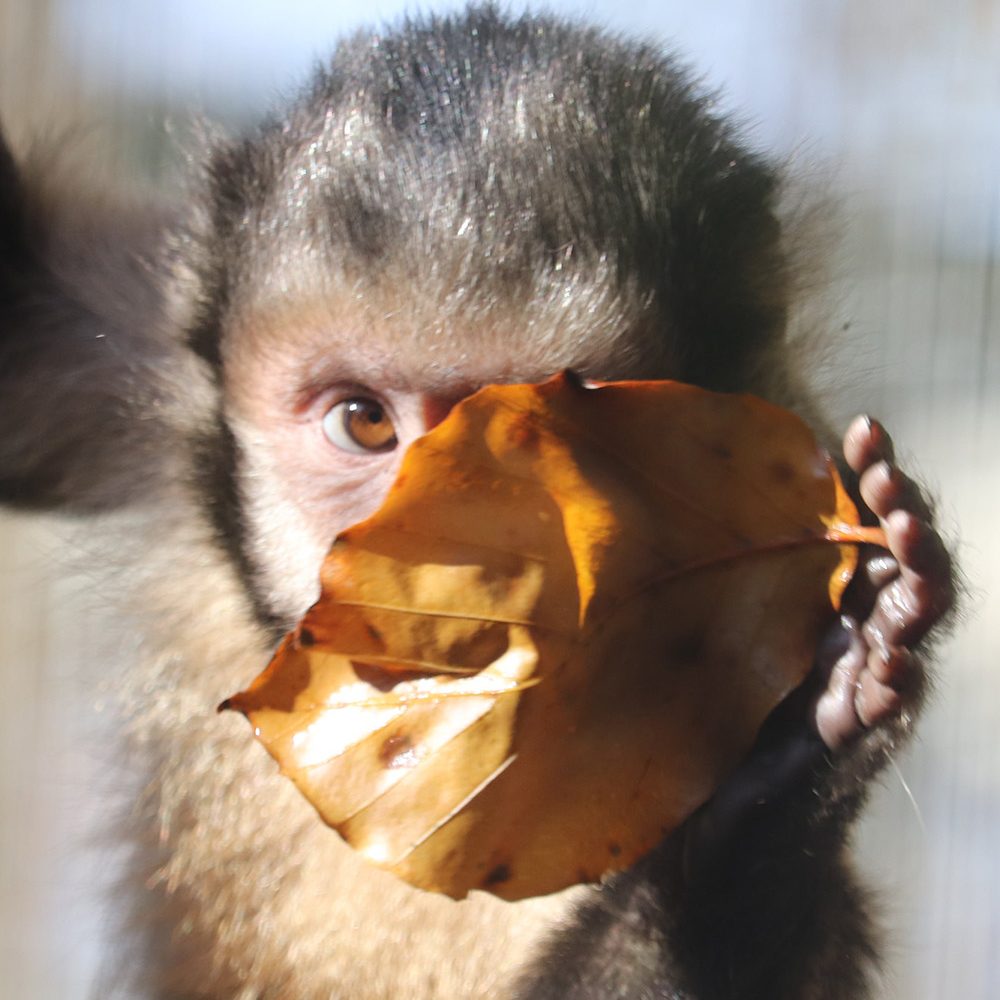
352;402;382;424
323;397;398;453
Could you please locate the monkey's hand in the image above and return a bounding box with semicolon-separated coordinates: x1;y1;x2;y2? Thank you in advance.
813;415;953;749
677;416;954;881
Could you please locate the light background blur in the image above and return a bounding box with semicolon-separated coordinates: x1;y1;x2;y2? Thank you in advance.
0;0;997;996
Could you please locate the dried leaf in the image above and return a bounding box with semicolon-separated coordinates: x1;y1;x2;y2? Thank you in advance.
223;374;885;901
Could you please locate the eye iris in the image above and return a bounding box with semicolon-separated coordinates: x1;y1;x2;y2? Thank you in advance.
322;397;399;453
343;399;397;451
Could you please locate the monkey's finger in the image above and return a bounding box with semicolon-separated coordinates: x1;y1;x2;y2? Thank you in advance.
840;550;900;621
858;458;934;524
866;644;916;688
814;618;867;750
842;415;894;474
855;650;914;729
861;509;954;650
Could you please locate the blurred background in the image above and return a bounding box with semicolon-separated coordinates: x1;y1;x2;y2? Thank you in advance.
0;0;996;996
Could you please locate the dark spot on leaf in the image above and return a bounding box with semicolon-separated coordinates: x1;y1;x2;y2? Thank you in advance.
669;630;704;665
710;442;733;461
445;621;509;670
366;622;383;643
608;842;622;857
299;628;315;647
353;662;424;691
769;459;796;484
379;732;417;769
484;863;511;886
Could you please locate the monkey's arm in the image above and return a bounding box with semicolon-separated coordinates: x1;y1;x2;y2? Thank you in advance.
0;125;187;512
519;419;955;1000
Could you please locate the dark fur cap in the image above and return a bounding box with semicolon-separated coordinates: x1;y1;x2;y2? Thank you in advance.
190;5;787;391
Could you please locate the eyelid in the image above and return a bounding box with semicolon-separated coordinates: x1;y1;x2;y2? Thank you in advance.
296;381;397;425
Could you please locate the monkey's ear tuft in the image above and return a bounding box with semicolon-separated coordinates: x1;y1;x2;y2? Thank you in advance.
0;124;22;234
0;124;37;276
0;123;212;513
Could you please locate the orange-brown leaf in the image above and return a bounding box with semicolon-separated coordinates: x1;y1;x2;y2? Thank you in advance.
224;375;884;901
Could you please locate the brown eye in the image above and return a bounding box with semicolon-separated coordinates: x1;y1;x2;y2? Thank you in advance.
322;398;398;454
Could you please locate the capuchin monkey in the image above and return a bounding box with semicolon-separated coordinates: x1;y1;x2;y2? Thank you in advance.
0;7;954;999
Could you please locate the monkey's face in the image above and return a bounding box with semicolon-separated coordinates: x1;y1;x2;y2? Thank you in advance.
221;287;671;627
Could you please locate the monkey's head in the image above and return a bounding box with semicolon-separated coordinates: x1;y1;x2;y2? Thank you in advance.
174;8;790;630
